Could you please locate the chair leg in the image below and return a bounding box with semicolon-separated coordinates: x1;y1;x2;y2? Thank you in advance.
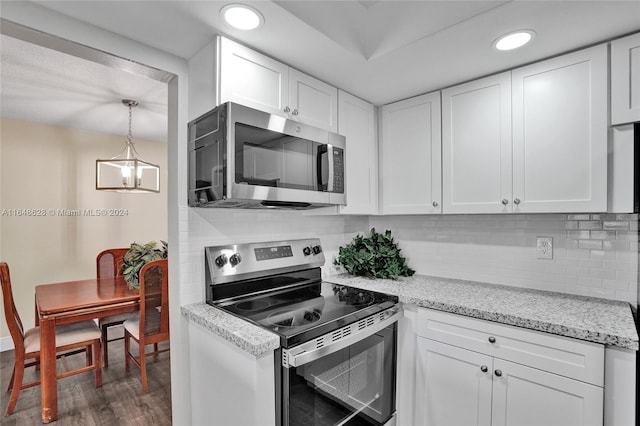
6;369;15;393
93;340;102;388
101;324;109;368
140;343;148;393
5;361;25;416
154;342;158;358
124;332;130;373
85;344;92;366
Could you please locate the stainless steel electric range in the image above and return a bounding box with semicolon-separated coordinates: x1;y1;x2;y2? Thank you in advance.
205;238;401;426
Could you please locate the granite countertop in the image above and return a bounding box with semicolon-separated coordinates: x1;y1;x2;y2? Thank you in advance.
181;303;280;356
181;274;639;356
325;273;639;351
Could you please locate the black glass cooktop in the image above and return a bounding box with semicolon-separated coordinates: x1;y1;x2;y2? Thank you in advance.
213;281;399;348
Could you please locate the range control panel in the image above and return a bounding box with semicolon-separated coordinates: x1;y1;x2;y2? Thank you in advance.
205;238;325;285
255;245;293;261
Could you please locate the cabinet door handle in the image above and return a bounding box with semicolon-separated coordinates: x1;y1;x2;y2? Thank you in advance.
501;199;509;205
284;106;291;114
488;336;496;343
480;365;488;373
514;198;521;205
432;201;439;207
292;109;299;116
494;369;503;377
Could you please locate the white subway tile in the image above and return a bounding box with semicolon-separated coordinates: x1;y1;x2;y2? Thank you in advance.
590;269;617;280
617;270;639;281
603;279;632;291
567;214;590;220
578;240;602;250
578;221;603;230
602;240;631;251
567;230;590;239
590;231;617;240
616;231;639;241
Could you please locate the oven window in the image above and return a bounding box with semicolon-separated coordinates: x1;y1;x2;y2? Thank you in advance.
235;123;323;191
282;323;396;426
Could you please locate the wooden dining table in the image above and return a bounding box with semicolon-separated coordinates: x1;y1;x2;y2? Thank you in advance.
34;276;139;423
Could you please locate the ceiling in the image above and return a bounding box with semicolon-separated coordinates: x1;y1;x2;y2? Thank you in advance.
1;0;640;142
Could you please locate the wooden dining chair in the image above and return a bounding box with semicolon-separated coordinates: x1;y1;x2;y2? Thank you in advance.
0;262;102;416
96;247;136;367
123;259;170;393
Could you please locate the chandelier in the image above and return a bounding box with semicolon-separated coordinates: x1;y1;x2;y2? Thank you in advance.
95;99;160;193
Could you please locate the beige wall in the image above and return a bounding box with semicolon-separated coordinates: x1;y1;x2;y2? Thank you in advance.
0;118;167;342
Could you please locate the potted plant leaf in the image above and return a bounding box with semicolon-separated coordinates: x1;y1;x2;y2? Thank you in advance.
120;240;168;289
334;228;414;280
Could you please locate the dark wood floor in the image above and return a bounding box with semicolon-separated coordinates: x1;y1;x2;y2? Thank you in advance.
0;326;171;425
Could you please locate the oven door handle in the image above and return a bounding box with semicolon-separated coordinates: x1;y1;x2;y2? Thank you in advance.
282;306;402;368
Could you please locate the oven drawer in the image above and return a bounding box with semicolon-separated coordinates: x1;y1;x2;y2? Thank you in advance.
416;309;604;386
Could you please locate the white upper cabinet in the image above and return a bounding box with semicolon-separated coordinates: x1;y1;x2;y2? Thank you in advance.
380;92;442;215
442;45;607;214
337;90;378;215
442;72;512;214
219;37;289;117
289;69;338;132
611;32;640;125
512;44;608;213
219;38;338;132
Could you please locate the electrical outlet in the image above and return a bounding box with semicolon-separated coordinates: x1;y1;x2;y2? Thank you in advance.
536;237;553;259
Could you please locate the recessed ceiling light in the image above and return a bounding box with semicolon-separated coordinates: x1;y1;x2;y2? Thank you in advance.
221;4;264;30
493;30;536;51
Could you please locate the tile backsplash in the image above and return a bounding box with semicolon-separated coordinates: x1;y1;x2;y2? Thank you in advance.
180;208;638;306
370;214;639;304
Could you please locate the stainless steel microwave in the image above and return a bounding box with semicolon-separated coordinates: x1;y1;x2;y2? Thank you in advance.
188;102;346;209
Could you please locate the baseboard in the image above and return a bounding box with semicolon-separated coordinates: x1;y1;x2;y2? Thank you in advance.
0;336;15;352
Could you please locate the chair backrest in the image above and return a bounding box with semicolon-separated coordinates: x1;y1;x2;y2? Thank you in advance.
0;262;25;356
96;248;130;279
138;259;169;339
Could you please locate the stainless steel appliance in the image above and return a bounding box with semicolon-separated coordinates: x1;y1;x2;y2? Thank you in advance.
205;238;401;426
188;102;346;209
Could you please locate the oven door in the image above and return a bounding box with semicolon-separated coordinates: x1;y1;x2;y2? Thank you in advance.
278;321;397;426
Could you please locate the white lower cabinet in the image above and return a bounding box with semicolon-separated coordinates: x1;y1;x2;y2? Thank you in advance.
415;338;493;426
413;309;604;426
491;358;603;426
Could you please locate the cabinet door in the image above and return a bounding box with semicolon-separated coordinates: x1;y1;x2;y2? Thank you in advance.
611;32;640;125
491;359;603;426
380;92;441;215
415;338;493;426
288;69;338;132
219;37;288;116
512;44;607;213
442;72;512;214
337;90;378;215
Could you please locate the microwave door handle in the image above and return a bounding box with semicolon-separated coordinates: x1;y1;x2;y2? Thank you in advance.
316;145;328;191
326;144;334;192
